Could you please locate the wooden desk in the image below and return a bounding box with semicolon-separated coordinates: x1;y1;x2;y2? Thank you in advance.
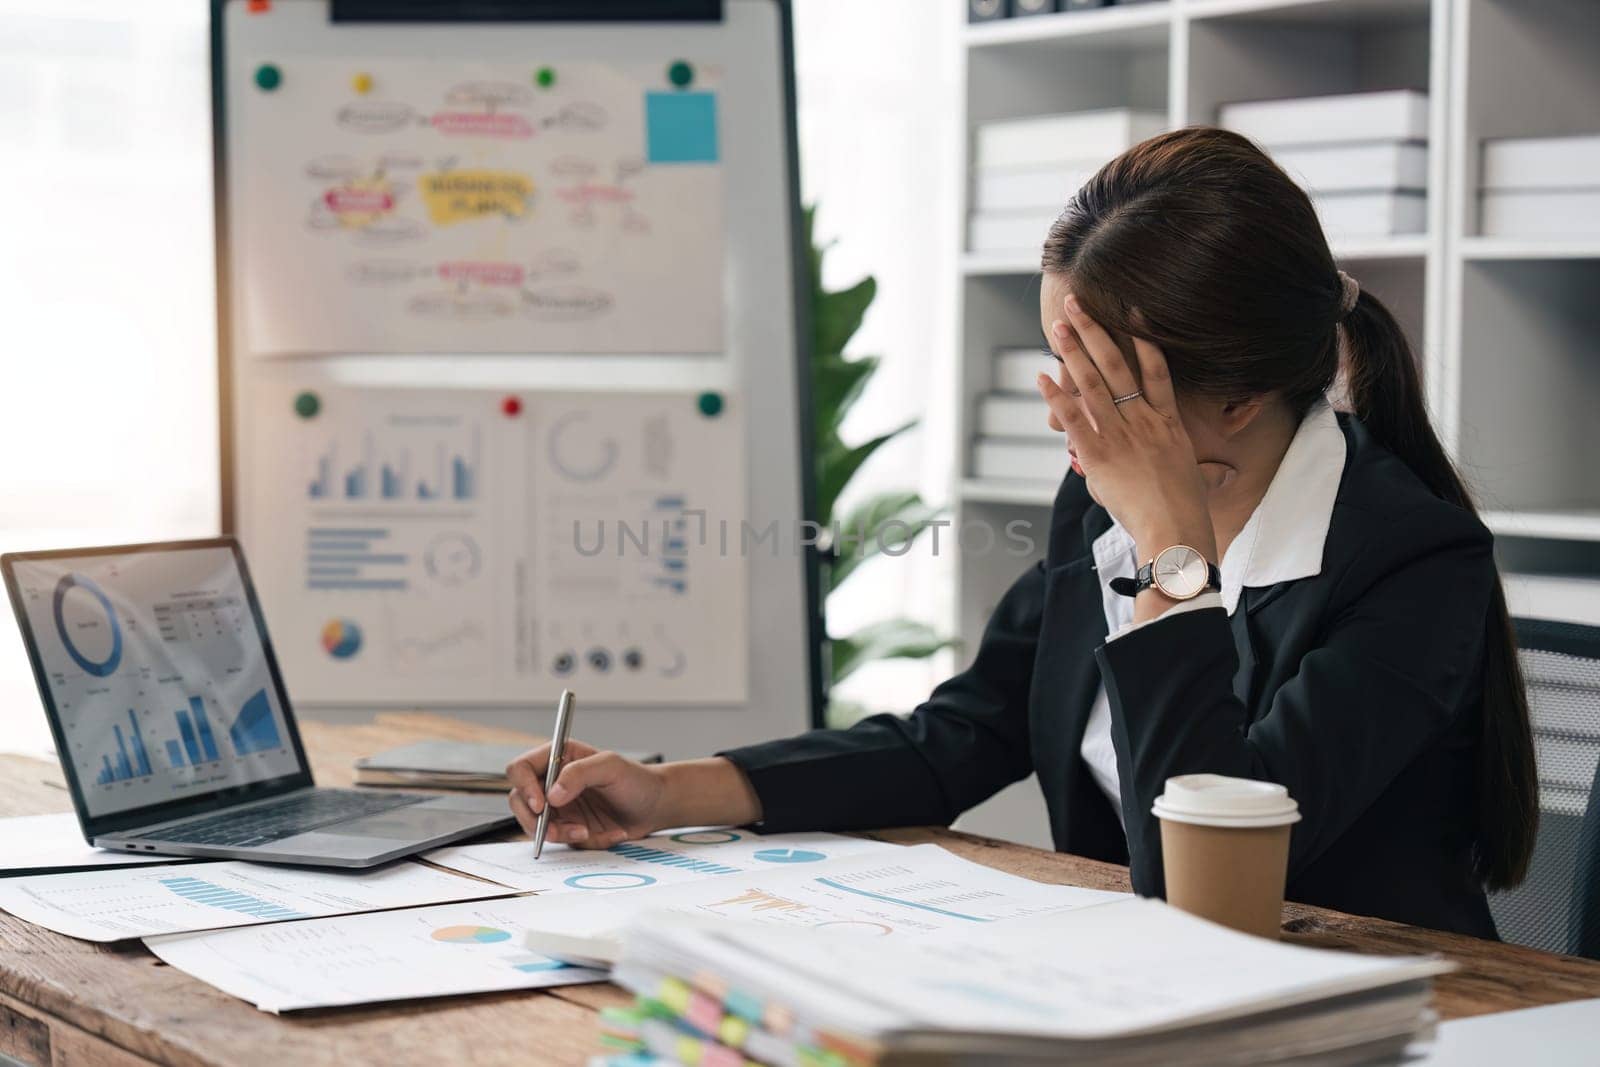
3;713;1599;1066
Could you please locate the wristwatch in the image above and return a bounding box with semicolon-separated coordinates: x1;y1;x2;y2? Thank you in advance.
1110;544;1221;601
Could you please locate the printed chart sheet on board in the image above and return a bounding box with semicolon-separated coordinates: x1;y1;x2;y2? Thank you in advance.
236;59;724;355
249;383;748;705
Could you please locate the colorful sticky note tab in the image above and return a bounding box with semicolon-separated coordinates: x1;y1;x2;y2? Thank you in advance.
646;92;719;165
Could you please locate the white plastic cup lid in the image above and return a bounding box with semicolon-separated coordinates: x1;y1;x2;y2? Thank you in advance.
1151;774;1302;829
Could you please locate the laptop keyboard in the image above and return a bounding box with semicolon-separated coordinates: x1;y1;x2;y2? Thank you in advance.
133;790;429;848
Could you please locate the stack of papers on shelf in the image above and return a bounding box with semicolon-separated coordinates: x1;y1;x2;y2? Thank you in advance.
1221;89;1430;241
1480;134;1600;238
969;108;1165;255
970;346;1066;485
523;844;1125;967
609;898;1452;1066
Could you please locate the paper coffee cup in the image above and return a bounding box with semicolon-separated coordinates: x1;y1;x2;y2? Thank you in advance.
1153;774;1301;939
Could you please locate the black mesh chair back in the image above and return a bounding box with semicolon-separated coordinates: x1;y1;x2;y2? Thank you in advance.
1490;619;1600;959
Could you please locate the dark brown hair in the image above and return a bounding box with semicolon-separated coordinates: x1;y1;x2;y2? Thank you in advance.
1041;126;1536;890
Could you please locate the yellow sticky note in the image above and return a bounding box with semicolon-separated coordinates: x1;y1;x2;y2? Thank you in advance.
419;169;533;226
719;1014;751;1048
658;976;692;1015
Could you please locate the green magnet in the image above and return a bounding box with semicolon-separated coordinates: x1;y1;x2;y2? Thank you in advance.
254;63;282;91
535;66;557;88
293;391;321;419
668;60;694;88
696;391;723;417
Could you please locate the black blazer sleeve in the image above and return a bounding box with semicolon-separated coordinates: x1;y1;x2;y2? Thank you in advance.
1095;501;1494;898
719;561;1043;833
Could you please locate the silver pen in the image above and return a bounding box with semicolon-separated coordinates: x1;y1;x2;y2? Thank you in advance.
532;689;576;859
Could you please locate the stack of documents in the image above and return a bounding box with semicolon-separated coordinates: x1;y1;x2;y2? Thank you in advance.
608;898;1452;1066
1479;134;1600;238
971;347;1066;484
1221;89;1430;240
969;108;1165;256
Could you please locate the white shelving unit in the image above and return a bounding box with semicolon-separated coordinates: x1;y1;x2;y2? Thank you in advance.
950;0;1600;848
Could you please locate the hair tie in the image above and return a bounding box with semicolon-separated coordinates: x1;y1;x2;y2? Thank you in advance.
1337;270;1360;317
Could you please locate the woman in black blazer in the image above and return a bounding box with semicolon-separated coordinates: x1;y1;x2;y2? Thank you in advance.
505;128;1538;939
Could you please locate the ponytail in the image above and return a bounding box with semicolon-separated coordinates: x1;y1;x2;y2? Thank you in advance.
1341;289;1538;891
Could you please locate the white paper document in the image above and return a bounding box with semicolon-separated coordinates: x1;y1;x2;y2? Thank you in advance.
427;828;897;893
146;898;608;1013
247;383;750;707
0;813;177;874
238;59;724;356
644;897;1448;1041
1407;997;1600;1066
0;859;510;942
522;843;1127;965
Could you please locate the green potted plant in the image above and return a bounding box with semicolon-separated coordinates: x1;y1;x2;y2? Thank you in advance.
806;207;954;728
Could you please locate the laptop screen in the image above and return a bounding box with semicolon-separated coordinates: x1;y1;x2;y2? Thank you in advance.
5;542;306;821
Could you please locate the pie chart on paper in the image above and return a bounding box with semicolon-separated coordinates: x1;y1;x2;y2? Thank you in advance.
431;925;512;944
753;848;828;864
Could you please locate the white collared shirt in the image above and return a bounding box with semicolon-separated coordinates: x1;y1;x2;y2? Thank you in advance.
1079;399;1348;825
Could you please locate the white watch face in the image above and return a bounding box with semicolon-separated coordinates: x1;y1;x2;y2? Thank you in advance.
1152;545;1209;600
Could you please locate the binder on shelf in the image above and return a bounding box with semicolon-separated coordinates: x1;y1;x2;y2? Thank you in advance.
1220;90;1428;149
1274;142;1429;194
1482;134;1600;190
994;347;1051;393
977;394;1055;440
1481;190;1600;238
973;438;1067;483
976;108;1166;170
968;0;1009;21
1314;191;1426;238
974;162;1100;213
969;210;1058;254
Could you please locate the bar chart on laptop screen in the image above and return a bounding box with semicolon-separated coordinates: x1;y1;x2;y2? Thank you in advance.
9;546;302;817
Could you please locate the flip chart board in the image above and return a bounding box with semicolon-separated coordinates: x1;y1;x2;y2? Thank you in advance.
213;0;819;753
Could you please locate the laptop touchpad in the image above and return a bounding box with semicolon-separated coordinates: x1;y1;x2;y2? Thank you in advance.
324;807;493;841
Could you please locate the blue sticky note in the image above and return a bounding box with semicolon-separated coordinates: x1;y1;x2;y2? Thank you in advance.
645;91;719;164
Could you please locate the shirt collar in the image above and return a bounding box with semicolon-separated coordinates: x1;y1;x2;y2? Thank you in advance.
1092;398;1347;615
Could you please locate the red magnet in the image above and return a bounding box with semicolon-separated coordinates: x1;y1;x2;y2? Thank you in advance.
501;396;523;417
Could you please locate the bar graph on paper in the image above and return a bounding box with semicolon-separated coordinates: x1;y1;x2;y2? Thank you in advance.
158;876;308;920
306;426;480;504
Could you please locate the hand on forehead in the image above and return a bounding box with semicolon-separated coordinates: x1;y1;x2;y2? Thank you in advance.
1039;275;1145;386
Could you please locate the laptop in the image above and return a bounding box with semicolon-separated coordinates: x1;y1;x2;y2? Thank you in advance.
1;537;513;868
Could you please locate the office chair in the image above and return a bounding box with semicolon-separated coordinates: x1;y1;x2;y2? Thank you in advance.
1488;619;1600;959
